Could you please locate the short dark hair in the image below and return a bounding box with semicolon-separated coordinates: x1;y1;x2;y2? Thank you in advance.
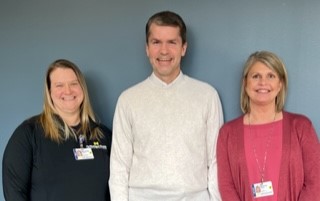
145;11;187;44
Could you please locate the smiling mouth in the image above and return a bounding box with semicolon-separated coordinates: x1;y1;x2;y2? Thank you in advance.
157;58;172;62
256;89;270;93
62;96;76;101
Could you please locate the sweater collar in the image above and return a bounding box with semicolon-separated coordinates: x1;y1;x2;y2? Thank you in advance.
149;71;184;88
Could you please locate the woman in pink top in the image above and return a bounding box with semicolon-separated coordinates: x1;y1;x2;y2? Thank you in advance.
217;51;320;201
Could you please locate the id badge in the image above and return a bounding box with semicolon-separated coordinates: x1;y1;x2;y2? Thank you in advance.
73;148;94;160
252;181;274;198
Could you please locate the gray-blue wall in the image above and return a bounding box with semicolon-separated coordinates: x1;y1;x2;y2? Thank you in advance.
1;0;319;200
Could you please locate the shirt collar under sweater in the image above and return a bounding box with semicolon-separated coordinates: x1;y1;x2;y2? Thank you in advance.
149;71;184;88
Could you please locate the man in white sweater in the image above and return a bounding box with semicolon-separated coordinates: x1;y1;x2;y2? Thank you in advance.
109;10;224;201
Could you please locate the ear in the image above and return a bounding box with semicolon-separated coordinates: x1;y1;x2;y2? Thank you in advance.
181;42;187;57
145;44;150;57
243;78;247;89
277;80;283;94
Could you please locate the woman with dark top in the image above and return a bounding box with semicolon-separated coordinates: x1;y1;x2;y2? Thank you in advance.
2;59;112;201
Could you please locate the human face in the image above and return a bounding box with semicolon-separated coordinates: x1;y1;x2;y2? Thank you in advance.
146;24;187;84
245;61;282;110
50;68;84;118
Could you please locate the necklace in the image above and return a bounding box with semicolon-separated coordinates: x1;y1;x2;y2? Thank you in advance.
248;112;276;183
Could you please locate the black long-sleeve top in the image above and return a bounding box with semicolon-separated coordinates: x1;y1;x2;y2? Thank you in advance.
2;115;112;201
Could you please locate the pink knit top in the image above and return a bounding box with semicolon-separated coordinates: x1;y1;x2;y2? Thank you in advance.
217;112;320;201
244;120;283;201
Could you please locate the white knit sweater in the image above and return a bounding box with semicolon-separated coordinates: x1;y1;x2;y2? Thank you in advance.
109;72;223;201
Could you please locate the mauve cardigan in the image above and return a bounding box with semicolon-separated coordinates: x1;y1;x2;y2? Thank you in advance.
217;111;320;201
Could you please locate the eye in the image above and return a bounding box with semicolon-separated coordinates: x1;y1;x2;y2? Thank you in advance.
251;74;260;79
150;40;160;45
70;81;79;86
267;73;277;79
55;83;63;88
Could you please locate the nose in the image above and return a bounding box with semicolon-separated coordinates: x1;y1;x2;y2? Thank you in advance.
258;76;268;85
160;43;168;54
64;84;72;93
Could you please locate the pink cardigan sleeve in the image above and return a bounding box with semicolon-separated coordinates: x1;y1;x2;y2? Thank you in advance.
217;125;242;201
297;118;320;201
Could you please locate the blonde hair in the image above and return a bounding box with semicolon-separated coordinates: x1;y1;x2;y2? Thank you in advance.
39;59;103;143
240;51;288;113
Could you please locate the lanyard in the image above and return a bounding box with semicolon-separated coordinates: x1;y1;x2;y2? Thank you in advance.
70;125;86;148
79;134;86;148
249;113;276;183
